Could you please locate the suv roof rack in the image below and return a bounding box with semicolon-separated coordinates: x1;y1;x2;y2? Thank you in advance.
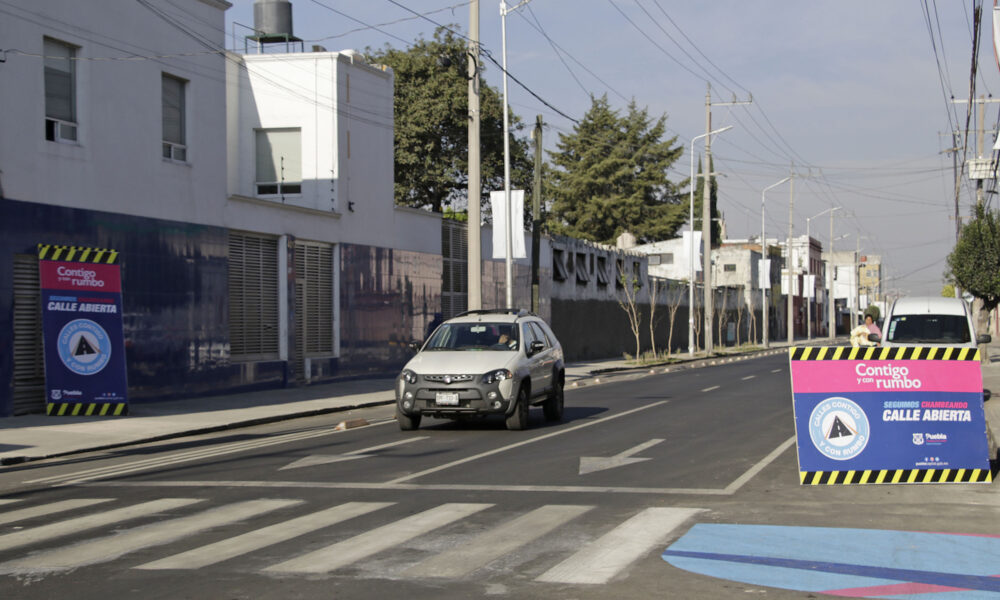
455;308;536;318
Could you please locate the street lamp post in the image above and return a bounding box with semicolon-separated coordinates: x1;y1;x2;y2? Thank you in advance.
688;125;732;356
806;207;840;341
761;177;790;349
499;0;533;308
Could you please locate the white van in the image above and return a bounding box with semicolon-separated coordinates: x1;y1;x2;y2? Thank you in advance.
874;296;990;348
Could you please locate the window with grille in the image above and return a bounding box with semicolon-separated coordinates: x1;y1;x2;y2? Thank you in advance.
162;73;187;161
228;232;279;359
255;128;302;196
44;37;78;142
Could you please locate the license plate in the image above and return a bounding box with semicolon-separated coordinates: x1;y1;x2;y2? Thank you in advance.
435;392;460;406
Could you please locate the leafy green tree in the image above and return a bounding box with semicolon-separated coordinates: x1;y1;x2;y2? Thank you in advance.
366;28;532;214
546;96;686;244
947;204;1000;327
941;283;956;298
692;156;723;247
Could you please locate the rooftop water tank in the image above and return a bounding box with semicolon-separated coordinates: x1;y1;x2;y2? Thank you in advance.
253;0;297;43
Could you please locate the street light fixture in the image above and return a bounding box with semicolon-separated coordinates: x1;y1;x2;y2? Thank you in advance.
760;177;790;349
688;125;732;356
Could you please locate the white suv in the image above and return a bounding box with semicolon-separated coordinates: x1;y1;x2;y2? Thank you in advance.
395;309;565;431
874;296;990;348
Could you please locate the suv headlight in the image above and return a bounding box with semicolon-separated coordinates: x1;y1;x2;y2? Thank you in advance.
401;369;418;384
482;368;512;385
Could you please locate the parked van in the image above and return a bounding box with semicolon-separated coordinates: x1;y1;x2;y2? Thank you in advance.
872;296;990;348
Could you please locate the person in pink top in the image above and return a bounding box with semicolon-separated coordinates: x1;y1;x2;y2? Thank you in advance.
864;314;881;338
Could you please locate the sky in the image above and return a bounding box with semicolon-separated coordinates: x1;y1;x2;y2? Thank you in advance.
224;1;1000;297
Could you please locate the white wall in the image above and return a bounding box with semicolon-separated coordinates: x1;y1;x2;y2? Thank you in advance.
0;0;230;224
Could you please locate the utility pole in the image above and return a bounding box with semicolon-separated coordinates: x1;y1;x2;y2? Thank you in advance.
701;83;751;355
466;0;481;310
828;208;838;342
786;168;795;346
531;115;542;313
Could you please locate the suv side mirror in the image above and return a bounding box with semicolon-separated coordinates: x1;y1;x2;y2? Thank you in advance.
528;340;544;356
407;340;422;353
868;333;881;343
978;334;992;345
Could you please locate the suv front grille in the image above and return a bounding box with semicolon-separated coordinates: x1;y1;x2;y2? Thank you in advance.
424;374;475;384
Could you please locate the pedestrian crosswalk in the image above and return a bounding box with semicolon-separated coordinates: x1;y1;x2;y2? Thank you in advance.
0;496;702;584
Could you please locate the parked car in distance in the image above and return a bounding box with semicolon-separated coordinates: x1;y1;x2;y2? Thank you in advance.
395;309;565;431
870;296;991;348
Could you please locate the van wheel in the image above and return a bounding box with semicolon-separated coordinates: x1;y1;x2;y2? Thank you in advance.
396;407;421;431
543;378;564;422
506;384;529;430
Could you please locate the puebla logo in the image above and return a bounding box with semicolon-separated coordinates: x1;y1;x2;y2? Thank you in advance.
57;319;111;375
808;397;870;461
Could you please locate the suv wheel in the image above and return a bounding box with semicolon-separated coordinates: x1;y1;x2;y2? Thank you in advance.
396;406;421;431
505;383;529;430
543;377;564;422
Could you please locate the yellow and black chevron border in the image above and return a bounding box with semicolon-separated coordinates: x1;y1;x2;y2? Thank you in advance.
46;402;128;417
37;243;119;264
801;468;991;485
789;346;980;362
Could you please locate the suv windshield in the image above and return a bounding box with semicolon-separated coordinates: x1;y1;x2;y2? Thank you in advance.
885;314;971;344
424;322;520;351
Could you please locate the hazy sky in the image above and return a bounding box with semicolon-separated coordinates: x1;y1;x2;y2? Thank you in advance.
225;1;999;296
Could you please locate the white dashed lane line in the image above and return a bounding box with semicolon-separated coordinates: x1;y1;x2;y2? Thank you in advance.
701;386;720;392
741;375;756;380
771;369;782;373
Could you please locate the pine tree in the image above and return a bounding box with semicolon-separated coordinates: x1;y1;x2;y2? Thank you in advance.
547;96;685;244
692;156;723;247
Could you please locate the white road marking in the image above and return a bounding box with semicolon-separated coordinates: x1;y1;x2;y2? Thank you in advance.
0;500;19;507
579;439;664;475
91;479;737;496
536;507;703;584
406;505;593;578
771;368;782;373
265;503;492;574
387;401;668;484
0;498;113;526
26;421;394;486
741;375;756;380
724;435;797;494
279;437;427;470
135;501;393;570
0;498;202;552
0;499;300;574
701;385;720;392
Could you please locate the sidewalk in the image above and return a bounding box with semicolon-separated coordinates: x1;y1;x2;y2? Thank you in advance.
10;336;996;468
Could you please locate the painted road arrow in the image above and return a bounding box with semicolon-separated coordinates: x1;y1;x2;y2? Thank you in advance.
579;439;664;475
279;437;428;471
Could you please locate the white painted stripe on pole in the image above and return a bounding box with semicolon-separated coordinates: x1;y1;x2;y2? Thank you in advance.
701;385;720;392
0;498;202;553
535;507;703;584
387;402;667;484
0;498;114;526
0;499;300;574
265;503;493;574
135;501;394;570
27;422;395;486
407;505;593;578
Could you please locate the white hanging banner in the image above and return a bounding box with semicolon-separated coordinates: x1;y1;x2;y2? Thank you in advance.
804;274;816;299
490;190;526;259
758;259;771;289
682;230;703;275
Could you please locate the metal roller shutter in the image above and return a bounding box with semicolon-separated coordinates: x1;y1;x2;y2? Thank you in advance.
12;254;45;414
294;241;333;381
228;232;279;360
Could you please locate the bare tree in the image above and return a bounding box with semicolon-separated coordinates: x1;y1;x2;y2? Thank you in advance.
716;287;730;349
648;277;666;359
735;285;746;347
664;280;685;355
617;261;643;361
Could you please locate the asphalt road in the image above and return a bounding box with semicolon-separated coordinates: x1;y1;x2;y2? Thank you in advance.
2;353;999;599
